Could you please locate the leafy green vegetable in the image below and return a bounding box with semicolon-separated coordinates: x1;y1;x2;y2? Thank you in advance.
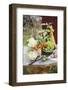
47;41;54;49
43;40;55;53
45;29;51;32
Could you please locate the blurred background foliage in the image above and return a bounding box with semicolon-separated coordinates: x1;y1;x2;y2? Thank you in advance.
23;15;42;46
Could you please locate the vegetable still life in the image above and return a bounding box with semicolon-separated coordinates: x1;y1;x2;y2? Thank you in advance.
23;15;57;74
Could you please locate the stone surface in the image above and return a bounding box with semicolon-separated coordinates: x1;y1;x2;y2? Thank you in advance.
23;46;57;65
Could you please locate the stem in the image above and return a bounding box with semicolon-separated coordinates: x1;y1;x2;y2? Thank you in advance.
29;56;42;65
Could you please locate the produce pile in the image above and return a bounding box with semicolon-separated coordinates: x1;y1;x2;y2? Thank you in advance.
27;24;56;61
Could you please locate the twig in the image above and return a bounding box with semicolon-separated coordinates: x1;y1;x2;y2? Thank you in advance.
29;56;42;65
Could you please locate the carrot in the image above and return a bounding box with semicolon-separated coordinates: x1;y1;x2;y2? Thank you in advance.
38;44;43;48
32;45;38;50
32;41;47;50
